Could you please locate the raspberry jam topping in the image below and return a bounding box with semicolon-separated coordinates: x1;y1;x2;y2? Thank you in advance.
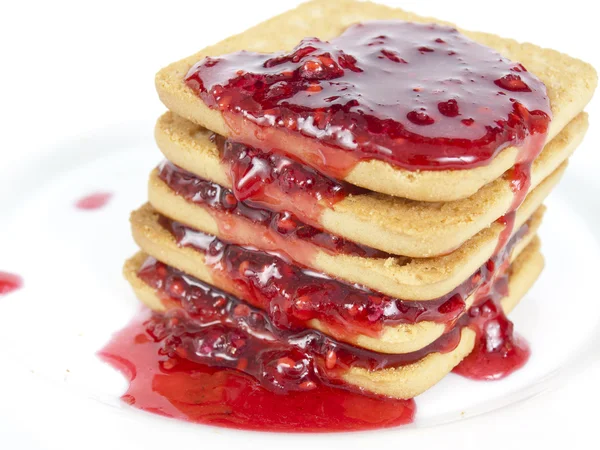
185;21;551;176
0;271;22;295
99;309;416;432
159;215;528;340
75;192;112;210
213;134;363;225
158;161;387;261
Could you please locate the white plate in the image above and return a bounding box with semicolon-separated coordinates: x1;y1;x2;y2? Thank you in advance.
2;0;600;448
1;121;600;449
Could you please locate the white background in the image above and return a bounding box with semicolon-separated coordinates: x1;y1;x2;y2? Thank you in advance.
1;0;599;448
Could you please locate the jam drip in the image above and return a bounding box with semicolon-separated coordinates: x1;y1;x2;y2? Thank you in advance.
453;267;530;380
186;21;551;177
214;134;364;225
159;215;528;340
99;310;416;432
158;161;387;261
0;271;22;295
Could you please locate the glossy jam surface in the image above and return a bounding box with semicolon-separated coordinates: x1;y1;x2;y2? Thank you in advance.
99;310;416;432
186;21;551;175
215;134;363;224
158;161;387;260
0;271;22;295
160;215;528;340
102;248;527;431
75;192;112;210
453;276;530;380
137;257;462;376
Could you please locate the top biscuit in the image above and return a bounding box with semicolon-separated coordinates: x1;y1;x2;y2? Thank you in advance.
155;0;596;201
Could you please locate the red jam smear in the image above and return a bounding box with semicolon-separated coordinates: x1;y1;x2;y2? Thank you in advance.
158;214;528;340
75;192;112;210
99;310;416;432
185;21;551;177
213;134;364;225
0;271;22;295
158;161;387;262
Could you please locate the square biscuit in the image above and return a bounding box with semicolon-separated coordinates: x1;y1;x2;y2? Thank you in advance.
154;111;586;257
155;0;597;201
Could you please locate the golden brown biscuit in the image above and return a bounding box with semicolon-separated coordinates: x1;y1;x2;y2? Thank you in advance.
155;0;596;201
154;112;585;257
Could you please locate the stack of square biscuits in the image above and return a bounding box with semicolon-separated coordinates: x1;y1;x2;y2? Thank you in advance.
124;0;596;399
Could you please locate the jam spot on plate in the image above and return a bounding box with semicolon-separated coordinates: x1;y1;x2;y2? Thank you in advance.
75;192;112;210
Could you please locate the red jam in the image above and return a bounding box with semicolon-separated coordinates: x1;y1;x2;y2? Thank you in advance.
100;248;525;431
185;21;551;177
137;257;463;376
99;310;416;432
453;269;530;379
75;192;112;210
158;161;387;261
213;134;364;225
158;215;528;341
105;20;541;430
0;271;22;295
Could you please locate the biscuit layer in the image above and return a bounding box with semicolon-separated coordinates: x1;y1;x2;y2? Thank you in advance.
155;112;584;257
155;0;596;201
123;241;543;399
344;241;543;398
130;201;540;353
148;158;559;300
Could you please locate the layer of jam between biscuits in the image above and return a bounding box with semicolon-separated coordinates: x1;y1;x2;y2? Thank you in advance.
157;214;529;341
101;244;526;431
